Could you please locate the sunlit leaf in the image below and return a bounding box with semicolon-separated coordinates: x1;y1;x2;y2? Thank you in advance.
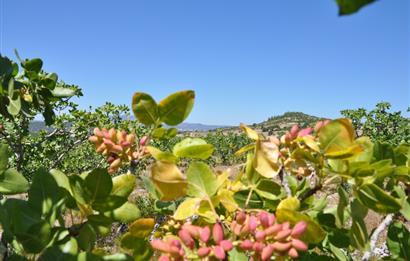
159;90;195;126
146;146;177;163
111;174;136;198
186;161;218;198
174;198;201;220
240;124;259;140
173;138;214;160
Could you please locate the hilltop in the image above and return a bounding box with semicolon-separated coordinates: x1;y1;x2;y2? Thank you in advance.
249;112;324;135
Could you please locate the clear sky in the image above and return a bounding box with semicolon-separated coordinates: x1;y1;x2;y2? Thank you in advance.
1;0;409;125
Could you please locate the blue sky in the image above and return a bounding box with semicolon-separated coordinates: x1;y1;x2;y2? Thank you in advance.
1;0;409;125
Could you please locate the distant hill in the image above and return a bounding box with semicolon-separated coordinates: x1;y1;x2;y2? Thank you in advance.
249;112;324;135
29;112;324;134
29;121;48;133
175;123;230;131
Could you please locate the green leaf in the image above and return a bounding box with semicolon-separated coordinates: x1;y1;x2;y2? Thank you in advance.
186;161;218;198
105;202;141;223
276;208;326;244
111;174;136;198
151;127;166;139
336;0;376;15
336;186;349;228
0;168;29;195
356;183;401;213
87;215;113;236
228;248;249;261
28;168;61;217
84;169;113;202
39;247;76;261
387;222;410;260
69;175;88;205
146;146;177;163
120;234;152;260
255;179;283;200
7;96;21;116
158;90;195;126
165;128;178;139
141;176;160;200
373;142;394;161
22;58;43;72
351;137;374;162
93;195;127;212
234;190;264;209
77;224;96;251
50;169;71;192
173;138;214;159
16;220;51;254
174;198;201;220
350;218;368;250
132;92;159;125
0;143;10;172
319;119;360;158
51;87;76;98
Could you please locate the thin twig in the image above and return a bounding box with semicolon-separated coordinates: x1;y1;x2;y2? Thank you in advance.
361;214;395;261
298;184;322;202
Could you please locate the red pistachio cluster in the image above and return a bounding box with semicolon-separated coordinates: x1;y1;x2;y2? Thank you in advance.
280;125;313;145
231;211;308;260
89;127;148;173
151;222;233;261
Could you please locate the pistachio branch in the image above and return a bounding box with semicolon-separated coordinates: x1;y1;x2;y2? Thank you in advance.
361;213;395;261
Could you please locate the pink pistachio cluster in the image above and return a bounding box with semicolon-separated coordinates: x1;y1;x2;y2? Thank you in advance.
151;222;233;261
89;127;148;173
231;211;308;260
280;125;313;145
279;120;330;145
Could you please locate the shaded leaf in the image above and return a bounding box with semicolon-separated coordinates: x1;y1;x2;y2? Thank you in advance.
132;92;159;125
0;168;29;195
150;162;187;201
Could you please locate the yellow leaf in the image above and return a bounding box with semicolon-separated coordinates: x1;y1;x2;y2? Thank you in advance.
151;162;187;201
240;124;260;140
216;189;238;212
277;197;300;211
302;136;320;152
253;141;281;178
129;218;155;238
174;198;202;220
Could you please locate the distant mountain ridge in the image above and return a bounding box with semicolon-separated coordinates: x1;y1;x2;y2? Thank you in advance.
29;112;323;133
28;121;229;132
